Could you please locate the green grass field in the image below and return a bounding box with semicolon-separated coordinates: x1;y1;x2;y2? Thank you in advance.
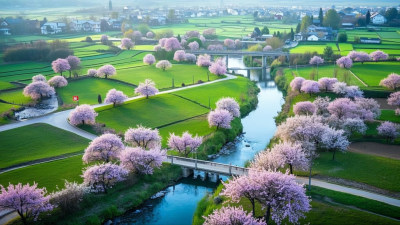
290;43;339;54
113;64;219;90
338;43;353;55
350;62;400;86
0;123;89;169
0;81;15;90
57;77;136;105
0;89;32;105
379;110;400;123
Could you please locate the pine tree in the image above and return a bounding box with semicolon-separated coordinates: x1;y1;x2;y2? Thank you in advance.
366;10;371;25
319;8;324;24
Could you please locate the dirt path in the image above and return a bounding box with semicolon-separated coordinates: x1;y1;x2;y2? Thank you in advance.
374;98;397;110
349;142;400;160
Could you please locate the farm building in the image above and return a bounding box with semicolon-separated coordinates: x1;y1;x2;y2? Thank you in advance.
69;20;101;32
307;35;319;41
371;13;386;25
360;37;381;44
0;20;11;35
41;22;66;34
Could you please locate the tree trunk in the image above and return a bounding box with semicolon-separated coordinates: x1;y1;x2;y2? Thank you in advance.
18;211;27;225
251;199;256;217
113;102;116;107
69;70;72;78
82;120;85;125
146;95;149;99
289;163;293;174
264;205;271;224
105;74;108;79
332;149;336;160
308;163;312;190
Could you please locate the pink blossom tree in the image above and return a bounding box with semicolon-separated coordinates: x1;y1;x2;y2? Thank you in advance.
173;50;186;62
23;81;55;100
68;104;98;125
156;60;172;71
293;101;316;115
207;44;224;51
377;121;399;143
0;183;53;225
321;127;350;160
124;125;161;149
313;96;331;116
83;133;124;163
203;206;266;225
164;37;181;51
235;39;242;49
336;56;353;69
318;77;337;92
167;131;203;157
224;39;235;49
332;82;348;96
143;54;156;65
355;97;381;119
159;38;167;47
203;28;217;39
153;45;162;51
48;75;68;88
32;74;46;82
121;38;134;50
300;80;320;96
185;30;200;39
251;149;285;172
104;89;128;107
290;77;305;92
51;58;70;76
196;54;212;67
380;73;400;90
387;92;400;110
345;85;363;98
146;31;154;39
97;64;116;79
100;35;109;45
119;147;166;174
66;55;81;78
216;97;240;118
263;45;272;52
327;98;358;119
370;50;388;61
342;118;367;136
208;109;234;129
135;79;159;98
82;163;128;193
354;52;370;64
185;53;197;63
188;41;199;50
273;142;309;174
87;68;97;76
209;58;227;75
309;56;324;66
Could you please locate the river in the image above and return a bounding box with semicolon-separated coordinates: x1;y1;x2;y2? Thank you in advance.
112;56;284;225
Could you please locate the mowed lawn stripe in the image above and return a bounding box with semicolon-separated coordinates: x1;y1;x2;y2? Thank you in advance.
95;93;210;132
350;62;400;86
0;123;89;169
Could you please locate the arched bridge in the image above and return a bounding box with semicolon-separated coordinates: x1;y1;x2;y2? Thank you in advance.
165;156;248;177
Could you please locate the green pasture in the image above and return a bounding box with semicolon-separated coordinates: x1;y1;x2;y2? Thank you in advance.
113;64;218;90
350;61;400;86
0;81;15;90
0;103;21;115
379;110;400;123
0;123;89;169
57;77;136;105
338;43;353;54
0;89;32;105
134;45;155;51
290;43;338;54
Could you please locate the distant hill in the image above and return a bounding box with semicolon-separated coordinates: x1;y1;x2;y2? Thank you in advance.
0;0;398;9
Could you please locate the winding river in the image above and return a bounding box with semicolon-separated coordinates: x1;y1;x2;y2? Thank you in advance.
112;56;284;225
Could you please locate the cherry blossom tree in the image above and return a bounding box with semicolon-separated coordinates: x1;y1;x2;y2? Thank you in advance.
207;44;224;51
345;85;363;98
52;58;70;76
153;45;162;51
0;183;53;225
355;97;381;119
146;31;154;39
185;30;200;39
167;132;203;157
293;101;316;115
342;118;367;136
235;39;242;49
124;125;161;149
159;38;167;47
100;35;108;45
309;56;324;66
66;55;81;78
104;89;128;107
251;149;284;172
370;50;388;61
273;142;309;174
23;81;55;100
32;74;46;82
119;147;166;174
387;91;400;110
97;65;116;79
121;38;134;50
300;80;320;96
332;82;348;96
208;109;234;129
156;60;172;71
203;28;217;39
209;58;227;75
203;206;266;225
347;51;358;60
336;56;353;69
318;77;337;92
188;41;199;50
224;39;235;49
290;77;305;92
377;121;399;143
164;37;181;51
48;75;68;88
396;108;400;116
216;97;240;118
135;79;159;98
263;45;272;52
185;53;197;63
173;50;186;62
321;127;349;160
196;54;212;67
143;54;156;65
353;52;370;64
380;73;400;90
83;133;124;163
68;104;98;125
82;163;128;193
314;96;331;116
87;68;97;76
327;98;358;119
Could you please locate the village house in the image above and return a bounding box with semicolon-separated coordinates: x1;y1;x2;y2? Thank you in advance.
0;19;11;35
371;13;386;25
41;22;66;34
69;20;101;32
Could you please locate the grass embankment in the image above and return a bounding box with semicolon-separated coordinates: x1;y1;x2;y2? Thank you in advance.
380;109;400;123
8;163;182;225
193;183;400;225
350;61;400;87
0;123;89;169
